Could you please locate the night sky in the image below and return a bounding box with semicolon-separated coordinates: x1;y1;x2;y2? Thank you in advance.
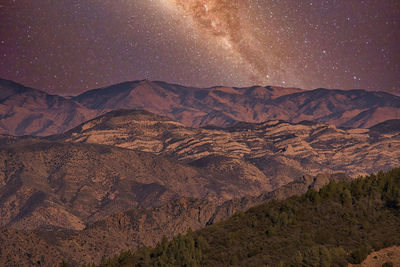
0;0;399;95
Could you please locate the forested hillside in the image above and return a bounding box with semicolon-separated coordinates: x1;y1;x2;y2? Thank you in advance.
96;168;400;266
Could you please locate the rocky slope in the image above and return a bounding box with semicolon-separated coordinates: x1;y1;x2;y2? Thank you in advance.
0;173;348;266
1;78;399;136
107;168;400;267
369;119;400;134
350;246;400;267
0;141;242;231
57;109;400;188
4;109;393;233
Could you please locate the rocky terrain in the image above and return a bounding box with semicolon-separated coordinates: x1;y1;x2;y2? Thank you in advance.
57;109;400;188
350;246;400;267
0;173;348;266
1;141;270;231
1;109;396;265
369;119;400;134
109;168;400;267
0;78;398;266
3;109;388;234
1;78;399;136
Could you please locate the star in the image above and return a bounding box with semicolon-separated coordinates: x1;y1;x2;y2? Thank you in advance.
0;0;398;95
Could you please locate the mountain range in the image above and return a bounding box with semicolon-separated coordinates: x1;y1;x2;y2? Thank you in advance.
1;78;399;136
0;77;399;266
1;108;398;230
0;108;399;265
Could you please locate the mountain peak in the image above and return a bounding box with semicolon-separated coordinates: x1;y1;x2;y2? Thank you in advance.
0;78;46;100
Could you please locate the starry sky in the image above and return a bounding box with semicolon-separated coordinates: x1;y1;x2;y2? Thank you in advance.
0;0;399;95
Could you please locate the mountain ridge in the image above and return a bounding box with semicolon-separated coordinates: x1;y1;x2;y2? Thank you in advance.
0;78;98;136
55;109;400;187
0;78;399;136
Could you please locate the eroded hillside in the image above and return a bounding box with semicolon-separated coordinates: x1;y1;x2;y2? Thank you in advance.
58;110;400;187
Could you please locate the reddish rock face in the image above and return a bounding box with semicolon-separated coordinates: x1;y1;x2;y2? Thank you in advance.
58;109;400;186
1;78;399;136
1;109;398;234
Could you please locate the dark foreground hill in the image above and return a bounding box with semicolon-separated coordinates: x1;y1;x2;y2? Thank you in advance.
0;173;346;266
98;168;400;267
1;78;399;136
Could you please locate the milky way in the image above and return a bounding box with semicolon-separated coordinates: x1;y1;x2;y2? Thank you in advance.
0;1;399;94
162;0;293;85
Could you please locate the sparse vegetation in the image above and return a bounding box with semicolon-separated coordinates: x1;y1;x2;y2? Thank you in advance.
95;168;400;266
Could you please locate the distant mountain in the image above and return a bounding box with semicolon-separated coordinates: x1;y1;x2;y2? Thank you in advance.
1;78;399;136
0;79;98;136
71;80;304;128
55;109;400;188
73;81;400;129
273;88;400;128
